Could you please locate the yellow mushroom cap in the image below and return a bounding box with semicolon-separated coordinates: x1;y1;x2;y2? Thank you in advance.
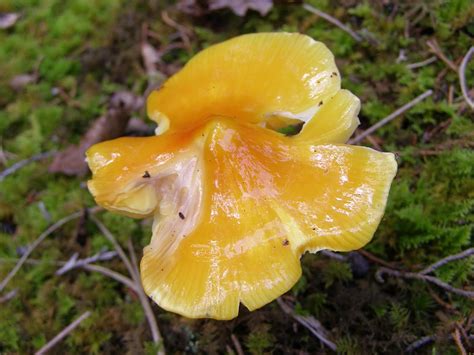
86;33;397;320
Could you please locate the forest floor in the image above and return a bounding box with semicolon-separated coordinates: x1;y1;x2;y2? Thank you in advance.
0;0;473;354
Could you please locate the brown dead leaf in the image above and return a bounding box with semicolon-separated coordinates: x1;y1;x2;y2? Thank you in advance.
177;0;273;16
209;0;273;16
49;91;143;176
0;13;20;29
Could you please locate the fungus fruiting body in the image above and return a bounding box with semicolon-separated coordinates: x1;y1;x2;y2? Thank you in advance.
86;33;397;320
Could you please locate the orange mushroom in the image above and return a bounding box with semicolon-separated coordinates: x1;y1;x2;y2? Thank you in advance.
86;33;397;320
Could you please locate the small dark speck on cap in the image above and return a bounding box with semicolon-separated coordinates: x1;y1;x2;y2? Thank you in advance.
332;72;338;76
282;239;289;246
142;171;151;178
179;212;185;220
318;101;323;106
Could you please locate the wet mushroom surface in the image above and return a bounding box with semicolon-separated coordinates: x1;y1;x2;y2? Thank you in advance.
86;32;397;320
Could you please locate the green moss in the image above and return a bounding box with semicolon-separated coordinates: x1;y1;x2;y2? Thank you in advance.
0;0;472;353
245;324;275;355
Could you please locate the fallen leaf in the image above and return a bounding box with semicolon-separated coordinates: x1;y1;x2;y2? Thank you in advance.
209;0;273;16
0;13;20;29
49;91;143;176
177;0;273;16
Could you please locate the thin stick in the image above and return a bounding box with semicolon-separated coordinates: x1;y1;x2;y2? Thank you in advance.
277;298;337;351
90;216;137;281
230;334;245;355
452;328;467;355
303;4;362;42
357;249;398;269
0;256;139;294
126;239;141;282
56;250;117;275
405;334;436;352
459;46;474;109
406;56;437;69
161;10;192;52
0;151;55;182
0;288;18;303
405;333;474;353
92;218;165;353
82;264;139;293
35;311;91;355
0;211;83;293
376;268;474;298
126;239;165;353
348;90;433;144
420;248;474;275
426;39;458;72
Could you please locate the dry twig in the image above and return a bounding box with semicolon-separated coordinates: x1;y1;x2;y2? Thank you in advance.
56;249;118;276
0;151;55;182
0;210;83;293
0;257;139;293
348;90;433;144
452;328;467;355
0;288;18;304
426;39;458;72
92;217;165;354
406;56;437;69
277;298;337;351
230;334;245;355
303;4;362;43
376;268;474;298
405;333;474;353
82;264;139;292
91;216;137;279
459;46;474;109
161;10;192;52
405;334;437;353
420;248;474;275
126;238;164;353
357;249;399;269
35;311;91;355
376;248;474;299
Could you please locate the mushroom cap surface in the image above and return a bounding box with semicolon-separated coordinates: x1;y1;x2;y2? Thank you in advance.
86;32;397;320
